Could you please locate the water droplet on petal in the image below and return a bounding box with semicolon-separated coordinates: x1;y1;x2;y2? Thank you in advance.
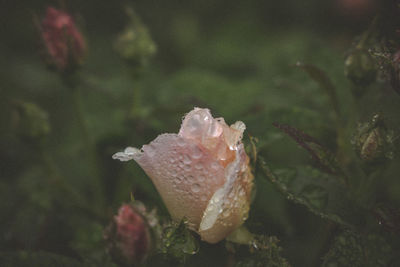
177;138;185;147
192;147;203;159
194;163;203;170
191;183;201;193
211;162;220;170
145;145;156;157
183;155;192;164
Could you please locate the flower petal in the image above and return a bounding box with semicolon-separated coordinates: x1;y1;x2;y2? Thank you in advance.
123;134;226;230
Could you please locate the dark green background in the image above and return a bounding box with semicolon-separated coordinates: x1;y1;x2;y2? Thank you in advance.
1;0;399;266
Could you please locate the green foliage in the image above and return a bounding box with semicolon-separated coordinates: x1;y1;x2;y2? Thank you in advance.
258;157;363;228
114;7;157;68
1;0;400;266
0;251;83;267
159;219;199;262
322;230;395;267
10;100;51;142
272;123;343;176
233;236;291;267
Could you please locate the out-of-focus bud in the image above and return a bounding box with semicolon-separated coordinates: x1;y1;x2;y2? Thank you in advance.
113;108;254;244
39;7;86;72
11;100;50;142
352;114;394;163
114;7;156;67
104;203;153;266
345;48;377;90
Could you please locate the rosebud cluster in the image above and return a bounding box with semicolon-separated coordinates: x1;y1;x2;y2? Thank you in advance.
40;7;86;72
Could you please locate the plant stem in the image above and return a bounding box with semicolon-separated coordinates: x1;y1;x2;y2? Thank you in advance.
38;143;106;222
67;79;105;210
70;85;92;148
129;70;143;120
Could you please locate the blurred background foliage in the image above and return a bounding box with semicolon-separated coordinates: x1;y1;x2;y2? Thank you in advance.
1;0;400;266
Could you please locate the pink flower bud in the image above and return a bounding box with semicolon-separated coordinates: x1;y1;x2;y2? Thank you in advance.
40;7;86;72
105;204;151;265
113;108;254;243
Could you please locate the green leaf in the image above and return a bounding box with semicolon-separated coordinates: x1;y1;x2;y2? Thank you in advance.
233;236;291;267
258;157;364;227
273;123;344;178
159;219;199;263
295;62;340;116
322;230;395;267
0;251;83;267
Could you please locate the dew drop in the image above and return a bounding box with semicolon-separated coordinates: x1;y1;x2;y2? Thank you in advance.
211;162;220;170
192;147;203;159
194;163;203;170
238;189;245;197
177;138;186;147
222;210;230;218
191;183;201;193
184;164;191;171
201;195;207;202
183;155;192;164
145;145;156;157
198;174;205;182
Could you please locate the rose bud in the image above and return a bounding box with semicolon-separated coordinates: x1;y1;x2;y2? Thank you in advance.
113;108;254;243
114;7;156;67
104;203;152;265
352;114;394;163
39;7;86;72
344;48;377;90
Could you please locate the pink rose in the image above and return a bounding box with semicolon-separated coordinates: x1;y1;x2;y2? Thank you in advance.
113;108;254;243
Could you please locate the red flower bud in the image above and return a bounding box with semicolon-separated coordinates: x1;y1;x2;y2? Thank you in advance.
105;204;152;265
40;7;86;72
